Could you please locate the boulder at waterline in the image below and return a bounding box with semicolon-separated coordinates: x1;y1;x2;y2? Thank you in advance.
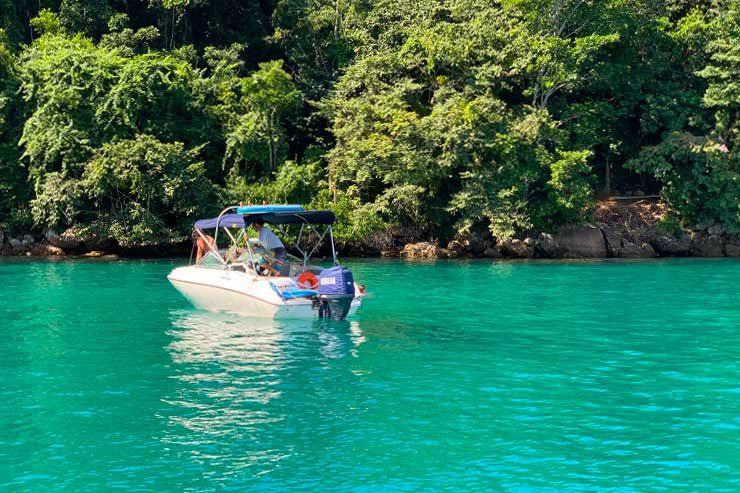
725;236;740;257
483;246;501;258
401;242;445;259
446;240;466;258
498;238;535;258
620;240;657;258
554;224;608;258
535;233;558;258
691;233;724;257
8;237;22;250
651;233;693;257
45;228;62;247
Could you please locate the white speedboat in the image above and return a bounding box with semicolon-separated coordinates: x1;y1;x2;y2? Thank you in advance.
167;204;364;319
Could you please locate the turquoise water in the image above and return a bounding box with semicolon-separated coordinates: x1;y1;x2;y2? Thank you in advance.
1;258;740;492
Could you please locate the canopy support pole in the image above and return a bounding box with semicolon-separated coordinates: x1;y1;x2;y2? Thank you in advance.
329;226;337;265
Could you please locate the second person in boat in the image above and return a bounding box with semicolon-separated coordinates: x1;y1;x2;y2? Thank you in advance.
250;218;289;276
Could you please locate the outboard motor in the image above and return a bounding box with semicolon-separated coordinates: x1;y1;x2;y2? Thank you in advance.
318;266;355;320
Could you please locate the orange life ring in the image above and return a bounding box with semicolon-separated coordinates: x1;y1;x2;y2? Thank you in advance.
297;271;319;289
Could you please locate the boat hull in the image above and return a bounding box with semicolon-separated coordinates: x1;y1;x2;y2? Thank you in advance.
167;266;361;319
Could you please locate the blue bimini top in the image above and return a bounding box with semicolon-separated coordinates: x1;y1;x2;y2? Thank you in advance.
194;214;245;230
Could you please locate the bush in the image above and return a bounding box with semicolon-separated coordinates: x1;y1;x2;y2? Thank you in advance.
627;132;740;231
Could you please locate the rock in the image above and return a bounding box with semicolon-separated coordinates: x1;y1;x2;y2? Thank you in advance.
400;242;444;259
651;233;692;257
641;225;659;244
535;233;558;258
9;237;22;249
30;243;64;256
554;224;608;258
483;246;500;258
47;244;65;256
45;228;62;247
57;230;84;250
620;240;657;258
463;232;489;256
691;233;724;257
0;228;4;245
499;238;534;258
640;242;657;257
724;235;740;257
601;226;657;258
726;240;740;257
446;240;466;257
708;223;726;236
81;250;105;258
600;227;623;257
692;222;711;232
83;235;115;251
22;234;34;245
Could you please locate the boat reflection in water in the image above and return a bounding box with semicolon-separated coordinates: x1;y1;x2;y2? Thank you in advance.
158;310;365;478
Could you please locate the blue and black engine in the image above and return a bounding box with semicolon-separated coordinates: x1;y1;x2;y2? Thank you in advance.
317;266;355;320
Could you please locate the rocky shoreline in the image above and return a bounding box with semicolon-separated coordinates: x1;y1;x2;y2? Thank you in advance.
398;225;740;259
2;201;739;260
0;228;190;259
399;200;740;260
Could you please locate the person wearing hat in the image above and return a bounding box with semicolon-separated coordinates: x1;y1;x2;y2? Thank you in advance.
250;218;289;275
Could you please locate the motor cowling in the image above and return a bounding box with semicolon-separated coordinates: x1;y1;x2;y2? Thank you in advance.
317;266;355;320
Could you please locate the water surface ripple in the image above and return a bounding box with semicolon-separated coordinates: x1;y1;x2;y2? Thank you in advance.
1;258;740;492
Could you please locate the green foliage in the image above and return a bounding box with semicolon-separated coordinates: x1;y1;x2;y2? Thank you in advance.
627;132;740;230
324;2;603;239
0;0;738;248
698;0;740;146
59;0;113;38
271;0;361;98
223;60;301;175
14;29;222;243
29;9;64;36
225;158;323;205
627;2;740;232
657;212;683;237
32;135;217;246
0;29;30;227
100;14;160;56
308;188;385;242
81;135;216;245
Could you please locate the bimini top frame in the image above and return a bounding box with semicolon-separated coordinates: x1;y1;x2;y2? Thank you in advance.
196;205;340;267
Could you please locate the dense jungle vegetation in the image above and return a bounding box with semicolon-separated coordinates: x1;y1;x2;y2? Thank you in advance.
0;0;738;247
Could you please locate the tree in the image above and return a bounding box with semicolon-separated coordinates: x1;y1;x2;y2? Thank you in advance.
76;134;216;246
699;0;740;148
627;2;740;231
0;29;29;227
224;60;301;176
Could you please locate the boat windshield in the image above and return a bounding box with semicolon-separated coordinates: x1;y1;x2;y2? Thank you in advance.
198;250;225;268
240;238;267;261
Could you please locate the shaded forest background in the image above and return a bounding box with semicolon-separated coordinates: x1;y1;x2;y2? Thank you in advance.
0;0;738;248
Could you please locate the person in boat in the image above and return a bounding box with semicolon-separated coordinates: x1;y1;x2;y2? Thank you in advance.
250;218;289;276
192;230;216;262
